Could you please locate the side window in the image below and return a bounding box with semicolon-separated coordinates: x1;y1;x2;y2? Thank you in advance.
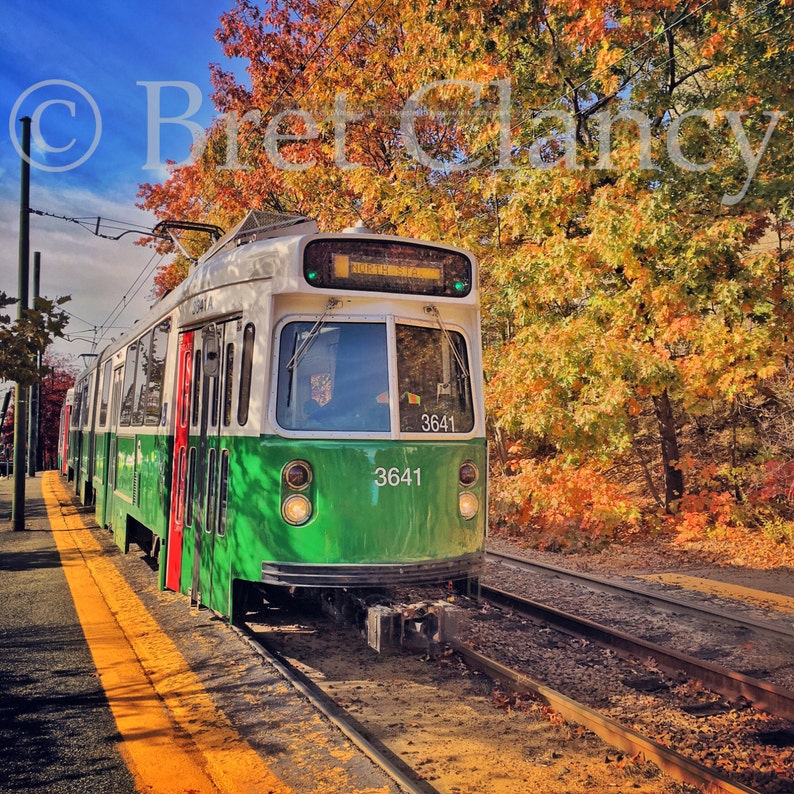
218;449;230;536
82;374;92;429
210;369;220;428
206;447;217;534
120;342;139;426
185;447;197;526
223;343;235;427
179;348;192;428
205;326;221;428
72;382;83;427
111;366;123;427
191;351;202;427
99;359;112;426
175;448;187;526
238;323;255;425
144;321;168;425
132;330;152;426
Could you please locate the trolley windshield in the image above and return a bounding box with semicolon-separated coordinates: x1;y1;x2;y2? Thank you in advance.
275;321;474;433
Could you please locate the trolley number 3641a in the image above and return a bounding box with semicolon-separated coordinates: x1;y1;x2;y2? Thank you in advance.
374;467;422;487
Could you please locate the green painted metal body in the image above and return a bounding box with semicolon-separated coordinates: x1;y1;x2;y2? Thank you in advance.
67;427;89;504
177;435;487;615
92;431;110;527
83;422;486;620
99;431;172;569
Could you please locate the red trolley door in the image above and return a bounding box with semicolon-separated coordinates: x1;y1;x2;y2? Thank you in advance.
165;331;194;591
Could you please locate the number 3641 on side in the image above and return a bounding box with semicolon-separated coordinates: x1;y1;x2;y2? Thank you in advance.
374;467;422;487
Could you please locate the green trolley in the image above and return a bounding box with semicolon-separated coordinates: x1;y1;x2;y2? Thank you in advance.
62;213;486;629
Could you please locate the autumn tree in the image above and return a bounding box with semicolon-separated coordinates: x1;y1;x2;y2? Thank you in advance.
138;0;794;541
0;291;72;471
39;353;77;469
0;291;70;386
3;353;78;469
447;0;794;533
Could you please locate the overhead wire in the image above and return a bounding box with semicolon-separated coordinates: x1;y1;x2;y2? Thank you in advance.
51;0;780;323
504;0;718;141
38;2;382;355
260;0;723;163
150;0;786;236
228;0;393;222
26;205;170;352
60;307;100;330
264;0;363;110
90;248;165;352
28;208;162;241
501;0;789;146
212;0;740;232
4;2;785;376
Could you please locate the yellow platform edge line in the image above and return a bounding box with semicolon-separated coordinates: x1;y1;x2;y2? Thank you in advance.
639;572;794;615
41;471;291;794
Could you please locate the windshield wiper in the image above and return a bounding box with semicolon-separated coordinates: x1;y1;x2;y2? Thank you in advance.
286;298;342;372
424;304;469;380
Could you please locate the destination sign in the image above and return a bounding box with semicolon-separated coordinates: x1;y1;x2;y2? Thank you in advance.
332;254;443;284
303;239;472;297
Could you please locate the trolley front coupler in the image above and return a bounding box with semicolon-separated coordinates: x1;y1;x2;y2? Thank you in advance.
366;600;462;654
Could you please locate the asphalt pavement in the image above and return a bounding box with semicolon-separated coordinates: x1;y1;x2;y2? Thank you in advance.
0;473;138;794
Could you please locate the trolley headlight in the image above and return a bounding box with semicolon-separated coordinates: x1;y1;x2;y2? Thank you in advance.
284;460;312;490
458;461;479;487
282;494;312;525
459;491;479;520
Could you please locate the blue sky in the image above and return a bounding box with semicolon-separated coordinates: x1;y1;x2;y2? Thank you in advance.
0;0;246;363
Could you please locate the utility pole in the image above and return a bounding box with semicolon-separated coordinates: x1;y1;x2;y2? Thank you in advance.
28;251;40;477
13;116;30;531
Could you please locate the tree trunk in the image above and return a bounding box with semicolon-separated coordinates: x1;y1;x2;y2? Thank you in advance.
652;389;684;511
488;417;510;473
629;429;665;510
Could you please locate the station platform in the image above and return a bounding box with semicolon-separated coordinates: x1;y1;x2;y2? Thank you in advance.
0;472;397;794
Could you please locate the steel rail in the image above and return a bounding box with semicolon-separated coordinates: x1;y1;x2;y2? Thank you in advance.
481;583;794;722
485;550;794;643
452;641;761;794
233;624;438;794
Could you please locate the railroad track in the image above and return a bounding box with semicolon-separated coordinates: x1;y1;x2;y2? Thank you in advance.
224;551;794;793
472;550;794;793
238;601;710;793
241;610;767;794
479;582;794;722
238;583;793;793
234;623;434;794
452;641;761;794
484;550;794;644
